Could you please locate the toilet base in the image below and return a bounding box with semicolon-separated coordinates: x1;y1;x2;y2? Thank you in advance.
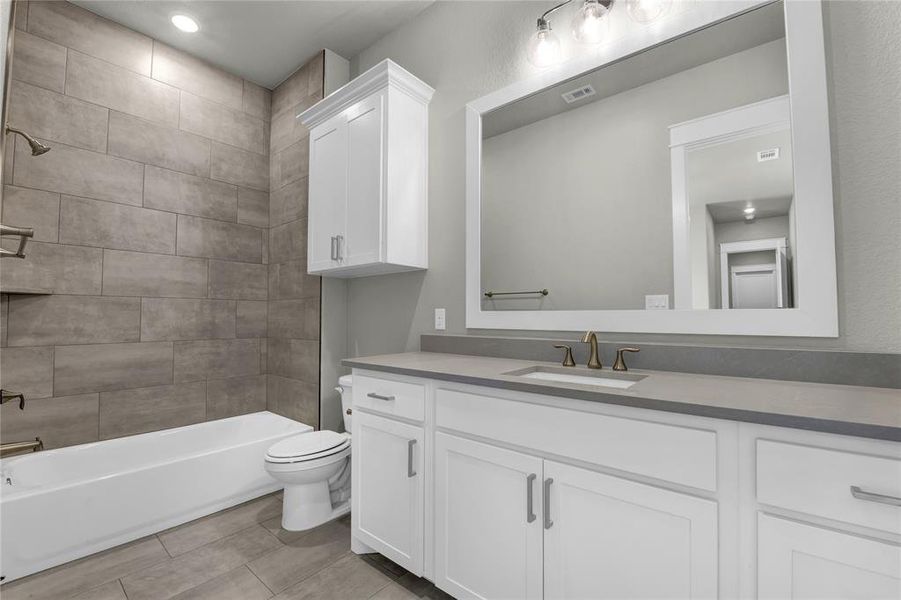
281;481;351;531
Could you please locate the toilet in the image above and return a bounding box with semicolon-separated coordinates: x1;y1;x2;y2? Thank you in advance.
264;375;354;531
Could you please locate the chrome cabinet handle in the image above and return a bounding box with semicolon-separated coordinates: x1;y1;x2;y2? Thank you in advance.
543;477;554;529
330;236;337;260
407;439;417;478
336;235;344;260
526;473;537;523
366;392;395;401
851;485;901;507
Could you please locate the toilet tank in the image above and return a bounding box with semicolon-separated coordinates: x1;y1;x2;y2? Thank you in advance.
337;375;353;433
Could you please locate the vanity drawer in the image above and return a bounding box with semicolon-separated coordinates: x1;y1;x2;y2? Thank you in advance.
757;439;901;534
353;373;425;422
435;388;718;491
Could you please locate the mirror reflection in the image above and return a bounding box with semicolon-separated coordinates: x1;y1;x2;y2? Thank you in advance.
480;2;795;311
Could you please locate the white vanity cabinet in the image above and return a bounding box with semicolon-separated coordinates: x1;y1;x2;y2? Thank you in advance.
299;59;433;278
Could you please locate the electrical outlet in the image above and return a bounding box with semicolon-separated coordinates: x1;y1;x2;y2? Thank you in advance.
645;294;670;310
434;308;446;330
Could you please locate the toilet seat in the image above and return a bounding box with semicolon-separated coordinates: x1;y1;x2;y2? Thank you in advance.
265;431;350;464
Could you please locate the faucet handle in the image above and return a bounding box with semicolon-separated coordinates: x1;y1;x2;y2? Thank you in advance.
0;389;25;410
553;344;576;367
612;348;640;371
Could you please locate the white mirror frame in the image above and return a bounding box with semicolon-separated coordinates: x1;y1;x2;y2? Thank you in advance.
465;0;837;337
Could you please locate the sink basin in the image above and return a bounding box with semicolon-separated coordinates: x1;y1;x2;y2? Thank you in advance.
505;366;646;390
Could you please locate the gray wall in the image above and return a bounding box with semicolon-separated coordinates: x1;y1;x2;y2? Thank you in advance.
266;52;324;428
344;0;901;355
480;39;787;310
0;1;314;449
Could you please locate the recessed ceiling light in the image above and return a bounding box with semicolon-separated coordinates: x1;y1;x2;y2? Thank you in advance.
171;14;199;33
743;207;756;214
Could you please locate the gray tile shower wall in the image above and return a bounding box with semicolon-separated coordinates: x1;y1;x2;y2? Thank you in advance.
0;1;275;449
419;335;901;389
266;53;323;428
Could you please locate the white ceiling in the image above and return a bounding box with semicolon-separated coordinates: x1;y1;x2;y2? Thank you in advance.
71;1;434;89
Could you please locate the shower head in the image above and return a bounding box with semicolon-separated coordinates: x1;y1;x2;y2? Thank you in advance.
5;125;51;156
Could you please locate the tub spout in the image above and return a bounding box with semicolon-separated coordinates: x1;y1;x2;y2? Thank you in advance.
0;437;43;458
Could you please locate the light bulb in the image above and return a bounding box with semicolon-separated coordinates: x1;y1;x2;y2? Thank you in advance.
572;0;609;44
171;14;199;33
743;207;756;214
625;0;671;24
528;21;562;68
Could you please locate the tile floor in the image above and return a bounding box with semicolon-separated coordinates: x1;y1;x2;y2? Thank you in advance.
2;493;453;600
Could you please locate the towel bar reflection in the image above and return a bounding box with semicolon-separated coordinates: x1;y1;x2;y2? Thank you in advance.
484;289;549;298
0;224;34;259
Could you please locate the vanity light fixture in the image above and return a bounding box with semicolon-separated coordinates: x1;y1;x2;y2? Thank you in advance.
171;14;199;33
528;0;669;67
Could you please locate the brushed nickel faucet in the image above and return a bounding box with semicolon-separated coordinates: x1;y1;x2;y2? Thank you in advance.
553;344;576;367
613;347;641;371
580;331;602;369
0;389;44;458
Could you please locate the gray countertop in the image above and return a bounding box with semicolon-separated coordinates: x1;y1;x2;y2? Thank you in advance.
343;352;901;441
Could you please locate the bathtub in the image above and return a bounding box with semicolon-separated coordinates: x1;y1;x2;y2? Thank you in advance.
0;411;311;583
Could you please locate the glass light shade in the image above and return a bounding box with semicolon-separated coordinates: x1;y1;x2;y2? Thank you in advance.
528;27;562;67
625;0;672;23
572;0;609;44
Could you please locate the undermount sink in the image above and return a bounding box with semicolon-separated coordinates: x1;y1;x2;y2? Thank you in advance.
505;366;646;390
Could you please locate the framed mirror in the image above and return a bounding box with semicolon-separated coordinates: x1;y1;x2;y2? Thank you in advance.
466;0;837;336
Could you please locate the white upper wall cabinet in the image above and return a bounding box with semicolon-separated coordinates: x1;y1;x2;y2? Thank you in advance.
299;59;434;278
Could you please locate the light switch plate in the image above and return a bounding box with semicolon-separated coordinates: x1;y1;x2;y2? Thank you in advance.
645;294;670;310
434;308;446;330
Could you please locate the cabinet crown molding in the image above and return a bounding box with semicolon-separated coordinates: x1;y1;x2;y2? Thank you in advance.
298;59;435;129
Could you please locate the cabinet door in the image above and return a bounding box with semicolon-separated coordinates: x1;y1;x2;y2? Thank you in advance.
344;92;385;267
758;513;901;599
307;114;347;273
543;461;718;600
434;433;543;600
352;411;424;575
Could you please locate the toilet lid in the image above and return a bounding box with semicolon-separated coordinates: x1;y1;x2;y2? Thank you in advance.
267;431;348;460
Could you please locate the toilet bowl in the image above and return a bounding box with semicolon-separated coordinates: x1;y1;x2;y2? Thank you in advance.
264;375;354;531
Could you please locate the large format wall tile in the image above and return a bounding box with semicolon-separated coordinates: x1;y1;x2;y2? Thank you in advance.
0;242;102;295
237;301;267;338
14;140;144;205
102;250;208;298
271;54;321;116
54;341;174;396
269;177;307;227
11;30;66;93
237;187;269;228
141;298;236;341
0;346;54;399
143;166;237;222
7;295;141;346
267;299;308;340
2;185;60;242
268;260;320;300
269;218;307;263
100;381;206;439
1;295;7;347
267;374;318;425
174;339;261;383
9;80;109;152
0;393;99;449
208;260;267;300
270;102;314;155
177;215;262;263
152;43;243;111
206;375;267;420
60;195;177;254
27;1;153;75
180;92;268;156
66;50;178;127
210;142;269;191
270;140;309;191
108;111;210;177
243;81;271;120
267;337;318;383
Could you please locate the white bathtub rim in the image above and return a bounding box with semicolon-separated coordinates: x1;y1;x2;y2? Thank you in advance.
0;411;311;500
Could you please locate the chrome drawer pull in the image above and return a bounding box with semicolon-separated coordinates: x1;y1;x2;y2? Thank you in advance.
526;473;537;523
407;439;417;478
543;478;554;529
850;485;901;507
330;236;338;260
366;392;395;401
